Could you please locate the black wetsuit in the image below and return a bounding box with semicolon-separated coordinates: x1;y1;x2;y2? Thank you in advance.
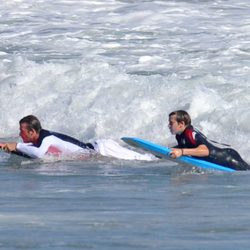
176;126;250;171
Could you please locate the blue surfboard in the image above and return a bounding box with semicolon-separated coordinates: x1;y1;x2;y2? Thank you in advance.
122;137;235;172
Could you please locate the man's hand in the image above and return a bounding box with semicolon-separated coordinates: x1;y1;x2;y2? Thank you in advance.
0;143;17;153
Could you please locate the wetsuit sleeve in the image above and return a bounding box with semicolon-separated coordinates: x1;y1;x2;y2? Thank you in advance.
16;142;49;158
16;135;84;158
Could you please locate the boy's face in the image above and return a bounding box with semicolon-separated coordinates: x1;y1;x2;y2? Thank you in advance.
168;114;186;135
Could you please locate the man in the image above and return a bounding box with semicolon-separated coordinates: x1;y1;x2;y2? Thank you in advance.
168;110;250;171
0;115;153;161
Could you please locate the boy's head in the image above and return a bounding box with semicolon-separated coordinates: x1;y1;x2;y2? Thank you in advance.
168;110;191;135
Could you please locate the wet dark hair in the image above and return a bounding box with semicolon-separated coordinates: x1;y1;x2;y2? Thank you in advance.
19;115;42;133
169;110;191;126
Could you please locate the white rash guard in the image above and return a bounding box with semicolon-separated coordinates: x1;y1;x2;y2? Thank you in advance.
16;135;87;158
15;129;154;161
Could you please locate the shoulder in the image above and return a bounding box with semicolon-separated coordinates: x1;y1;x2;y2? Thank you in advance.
38;129;51;139
36;129;54;146
39;129;61;141
183;126;197;145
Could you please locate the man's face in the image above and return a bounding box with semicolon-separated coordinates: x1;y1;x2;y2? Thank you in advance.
168;115;185;135
19;123;35;143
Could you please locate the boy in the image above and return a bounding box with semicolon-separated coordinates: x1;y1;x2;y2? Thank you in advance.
168;110;250;171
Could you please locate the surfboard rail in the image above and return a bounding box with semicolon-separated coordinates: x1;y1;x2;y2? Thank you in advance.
122;137;235;172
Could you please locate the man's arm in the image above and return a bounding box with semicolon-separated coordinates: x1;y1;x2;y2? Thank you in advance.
170;144;209;158
16;135;84;158
0;141;48;158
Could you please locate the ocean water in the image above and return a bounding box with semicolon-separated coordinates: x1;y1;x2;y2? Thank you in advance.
1;0;250;249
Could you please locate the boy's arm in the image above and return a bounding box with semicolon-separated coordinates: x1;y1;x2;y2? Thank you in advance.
170;144;209;158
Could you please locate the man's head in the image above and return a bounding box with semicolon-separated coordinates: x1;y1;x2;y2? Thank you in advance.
168;110;191;135
19;115;42;143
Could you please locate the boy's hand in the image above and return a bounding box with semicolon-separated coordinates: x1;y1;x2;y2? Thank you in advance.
170;148;183;158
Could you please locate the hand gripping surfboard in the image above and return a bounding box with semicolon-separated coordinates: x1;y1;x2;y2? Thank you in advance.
122;137;235;172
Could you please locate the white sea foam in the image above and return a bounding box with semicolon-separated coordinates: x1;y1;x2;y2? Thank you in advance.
0;0;250;159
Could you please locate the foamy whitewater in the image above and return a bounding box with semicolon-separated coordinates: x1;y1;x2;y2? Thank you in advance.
1;0;250;155
1;0;250;249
